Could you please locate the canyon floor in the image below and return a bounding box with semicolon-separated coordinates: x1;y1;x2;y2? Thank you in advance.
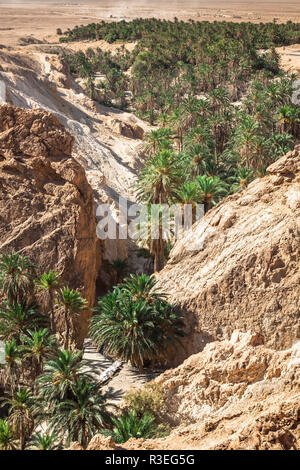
1;1;300;48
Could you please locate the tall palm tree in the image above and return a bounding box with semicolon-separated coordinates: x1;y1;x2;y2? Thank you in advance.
35;271;61;334
0;251;36;303
59;288;87;349
137;150;184;271
3;339;23;394
2;388;35;450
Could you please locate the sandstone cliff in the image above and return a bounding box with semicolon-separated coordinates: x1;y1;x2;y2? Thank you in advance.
0;50;150;288
0;104;100;347
156;148;300;366
72;332;300;450
123;332;300;450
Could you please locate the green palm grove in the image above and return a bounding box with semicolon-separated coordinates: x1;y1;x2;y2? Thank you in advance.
0;253;175;448
61;19;300;271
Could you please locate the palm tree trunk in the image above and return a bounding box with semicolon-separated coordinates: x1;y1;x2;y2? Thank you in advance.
50;290;56;334
64;309;70;349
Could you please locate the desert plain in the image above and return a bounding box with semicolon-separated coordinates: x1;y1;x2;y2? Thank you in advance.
1;0;300;48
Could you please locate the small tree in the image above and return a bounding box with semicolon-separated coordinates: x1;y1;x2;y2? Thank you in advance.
0;418;17;450
0;251;36;303
102;409;157;443
2;388;35;450
59;288;87;349
35;271;61;334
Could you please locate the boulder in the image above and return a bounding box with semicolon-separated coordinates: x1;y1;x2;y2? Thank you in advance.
87;434;118;450
105;117;144;139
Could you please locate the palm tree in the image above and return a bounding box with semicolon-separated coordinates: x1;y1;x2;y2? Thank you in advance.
59;288;87;349
35;271;61;334
145;128;174;156
102;409;156;443
0;251;36;303
21;329;57;377
2;388;35;450
109;259;128;284
175;181;202;225
0;301;46;342
36;349;85;403
195;175;228;212
90;286;183;369
0;418;17;450
137;150;184;271
29;431;59;450
121;274;167;303
3;339;23;393
229;166;254;193
48;378;113;448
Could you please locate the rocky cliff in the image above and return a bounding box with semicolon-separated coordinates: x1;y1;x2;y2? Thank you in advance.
0;104;100;347
0;50;151;289
73;331;300;450
156;148;300;366
124;331;300;450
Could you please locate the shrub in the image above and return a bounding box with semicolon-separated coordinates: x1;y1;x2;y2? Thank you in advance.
123;383;166;421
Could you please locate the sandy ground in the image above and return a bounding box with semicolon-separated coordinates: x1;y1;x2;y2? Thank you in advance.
1;1;300;48
277;44;300;73
83;339;161;402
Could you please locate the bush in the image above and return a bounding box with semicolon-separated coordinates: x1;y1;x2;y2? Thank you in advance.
123;383;166;421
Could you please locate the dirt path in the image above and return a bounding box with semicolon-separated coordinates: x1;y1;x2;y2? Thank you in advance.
83;338;162;402
276;44;300;74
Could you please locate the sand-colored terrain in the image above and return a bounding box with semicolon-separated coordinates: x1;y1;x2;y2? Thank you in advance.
1;1;300;48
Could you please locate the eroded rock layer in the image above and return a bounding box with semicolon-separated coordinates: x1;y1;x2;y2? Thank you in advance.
0;105;100;346
124;332;300;450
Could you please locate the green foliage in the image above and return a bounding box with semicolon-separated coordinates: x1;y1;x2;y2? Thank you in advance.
47;378;113;448
124;383;166;420
58;287;87;349
36;349;86;402
0;418;17;450
90;274;184;368
0;301;46;342
30;431;60;450
102;409;157;443
1;387;35;450
21;329;57;375
0;251;36;303
61;20;300;271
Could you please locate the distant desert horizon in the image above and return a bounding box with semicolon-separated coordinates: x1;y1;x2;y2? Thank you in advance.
1;0;300;47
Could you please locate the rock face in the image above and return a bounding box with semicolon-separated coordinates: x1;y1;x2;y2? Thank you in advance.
105;117;145;140
123;331;300;450
156;148;300;366
0;49;150;288
0;105;100;347
80;332;300;450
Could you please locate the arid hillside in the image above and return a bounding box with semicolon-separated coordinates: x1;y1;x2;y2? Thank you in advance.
156;148;300;366
71;330;300;450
